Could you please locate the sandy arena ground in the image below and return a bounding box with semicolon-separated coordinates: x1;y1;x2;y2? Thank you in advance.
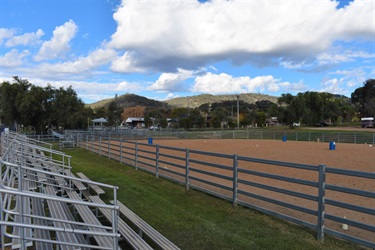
138;139;374;243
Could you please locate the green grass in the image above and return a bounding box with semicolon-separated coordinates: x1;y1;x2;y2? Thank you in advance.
64;148;363;250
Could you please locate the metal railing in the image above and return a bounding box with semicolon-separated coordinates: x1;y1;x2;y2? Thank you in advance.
0;132;120;250
77;134;375;249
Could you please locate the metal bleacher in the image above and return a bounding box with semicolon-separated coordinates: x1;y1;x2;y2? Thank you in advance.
0;131;180;250
0;132;120;249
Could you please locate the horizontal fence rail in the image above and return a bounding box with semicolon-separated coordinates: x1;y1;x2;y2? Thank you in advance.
75;134;375;249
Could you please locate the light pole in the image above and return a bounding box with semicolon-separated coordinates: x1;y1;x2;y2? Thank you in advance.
236;95;240;129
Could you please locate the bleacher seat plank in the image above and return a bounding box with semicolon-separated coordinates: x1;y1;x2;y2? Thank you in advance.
31;197;53;250
76;172;105;195
64;170;87;191
110;200;180;250
89;196;153;250
67;191;115;249
60;199;90;249
44;186;82;250
12;195;33;249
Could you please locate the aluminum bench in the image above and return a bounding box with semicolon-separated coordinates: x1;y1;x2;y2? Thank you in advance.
31;197;53;250
44;185;82;250
67;191;115;249
12;192;33;249
89;196;153;250
64;170;87;192
110;200;180;250
76;172;105;195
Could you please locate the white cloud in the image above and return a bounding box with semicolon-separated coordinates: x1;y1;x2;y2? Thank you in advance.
0;49;30;67
34;20;78;61
28;78;145;103
320;78;346;94
191;72;304;95
148;68;195;92
329;67;369;89
317;50;375;65
29;48;117;78
5;29;44;47
0;28;16;45
109;0;373;72
111;51;147;73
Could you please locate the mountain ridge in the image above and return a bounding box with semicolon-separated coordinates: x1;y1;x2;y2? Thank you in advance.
86;93;279;109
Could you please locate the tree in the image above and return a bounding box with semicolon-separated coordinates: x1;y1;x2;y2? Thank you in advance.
0;77;31;129
210;107;229;128
0;77;90;131
352;79;375;117
188;109;205;129
144;108;166;128
18;85;50;131
49;86;86;129
107;101;123;126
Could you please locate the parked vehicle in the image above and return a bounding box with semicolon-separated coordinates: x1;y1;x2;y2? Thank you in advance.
293;122;300;127
315;121;328;127
149;126;159;131
361;117;375;128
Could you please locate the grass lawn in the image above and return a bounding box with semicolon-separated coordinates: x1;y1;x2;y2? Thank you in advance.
64;148;363;250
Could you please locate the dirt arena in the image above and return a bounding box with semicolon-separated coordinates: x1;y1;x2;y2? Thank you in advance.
153;139;374;172
141;138;374;243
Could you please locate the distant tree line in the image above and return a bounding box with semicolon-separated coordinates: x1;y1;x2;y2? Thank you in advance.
0;77;122;132
0;77;374;132
133;79;375;129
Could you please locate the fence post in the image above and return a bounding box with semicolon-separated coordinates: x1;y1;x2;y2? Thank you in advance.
135;142;138;170
185;148;190;190
120;139;123;164
232;154;238;207
108;136;111;159
91;135;94;152
156;145;159;178
317;164;326;241
99;137;102;156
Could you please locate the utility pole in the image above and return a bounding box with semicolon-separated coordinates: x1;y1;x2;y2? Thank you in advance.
236;95;240;129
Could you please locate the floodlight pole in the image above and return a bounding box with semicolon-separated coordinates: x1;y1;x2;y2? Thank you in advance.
236;95;240;129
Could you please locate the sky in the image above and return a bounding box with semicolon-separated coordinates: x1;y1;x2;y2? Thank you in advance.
0;0;374;104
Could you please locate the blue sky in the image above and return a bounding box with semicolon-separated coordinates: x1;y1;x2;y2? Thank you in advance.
1;0;374;104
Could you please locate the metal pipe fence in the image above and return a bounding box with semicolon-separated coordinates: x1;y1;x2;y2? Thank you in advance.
77;134;375;249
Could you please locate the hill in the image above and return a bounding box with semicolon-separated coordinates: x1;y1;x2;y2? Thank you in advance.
86;93;279;110
86;94;167;109
165;93;278;108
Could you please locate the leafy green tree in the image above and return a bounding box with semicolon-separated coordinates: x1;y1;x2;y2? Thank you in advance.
93;107;107;119
18;85;50;131
49;86;85;129
188;109;205;129
255;112;266;127
0;77;31;129
144;108;166;128
352;79;375;117
210;107;229;128
107;101;123;126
